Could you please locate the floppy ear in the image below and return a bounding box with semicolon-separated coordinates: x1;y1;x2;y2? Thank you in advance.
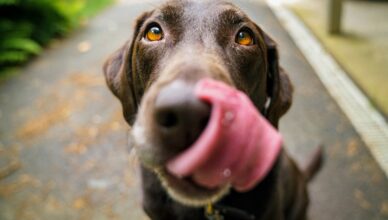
262;32;293;128
103;12;151;125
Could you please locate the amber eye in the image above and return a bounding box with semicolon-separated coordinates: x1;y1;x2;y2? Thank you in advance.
236;30;254;46
146;25;163;41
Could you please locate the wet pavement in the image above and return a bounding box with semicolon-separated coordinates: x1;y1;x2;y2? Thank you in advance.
0;0;387;219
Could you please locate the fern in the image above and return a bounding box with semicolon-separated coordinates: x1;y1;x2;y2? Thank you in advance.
0;38;41;55
0;0;113;74
0;51;29;64
0;0;68;70
0;0;16;6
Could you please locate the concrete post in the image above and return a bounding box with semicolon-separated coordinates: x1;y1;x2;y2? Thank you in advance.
328;0;343;34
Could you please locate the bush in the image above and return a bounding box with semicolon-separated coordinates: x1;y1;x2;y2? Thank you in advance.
0;0;112;73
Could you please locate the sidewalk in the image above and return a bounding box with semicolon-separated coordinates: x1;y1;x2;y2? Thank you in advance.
0;0;387;219
0;1;152;219
285;0;388;118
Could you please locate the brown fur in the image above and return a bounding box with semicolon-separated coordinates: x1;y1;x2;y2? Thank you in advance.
103;1;322;219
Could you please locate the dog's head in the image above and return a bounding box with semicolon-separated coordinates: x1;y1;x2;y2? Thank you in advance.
103;0;292;206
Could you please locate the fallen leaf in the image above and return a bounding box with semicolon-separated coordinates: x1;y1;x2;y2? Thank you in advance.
17;103;71;139
73;197;86;209
354;189;372;210
381;201;388;216
64;142;88;155
77;41;92;53
346;139;358;157
0;159;21;180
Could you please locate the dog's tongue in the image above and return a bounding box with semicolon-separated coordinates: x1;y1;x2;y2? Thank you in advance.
166;79;282;192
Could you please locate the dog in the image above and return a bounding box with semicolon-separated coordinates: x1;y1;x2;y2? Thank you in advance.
103;0;322;219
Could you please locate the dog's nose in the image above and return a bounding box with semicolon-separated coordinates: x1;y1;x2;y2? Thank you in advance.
154;80;211;152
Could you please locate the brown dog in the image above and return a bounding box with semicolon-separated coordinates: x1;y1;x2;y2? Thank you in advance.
103;0;322;219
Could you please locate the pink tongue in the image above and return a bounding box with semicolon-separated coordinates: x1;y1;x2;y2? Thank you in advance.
166;79;282;192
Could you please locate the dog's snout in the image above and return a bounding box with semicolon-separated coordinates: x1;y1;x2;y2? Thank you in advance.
154;81;211;151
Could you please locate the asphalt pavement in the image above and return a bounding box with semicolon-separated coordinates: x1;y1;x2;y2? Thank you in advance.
0;0;387;219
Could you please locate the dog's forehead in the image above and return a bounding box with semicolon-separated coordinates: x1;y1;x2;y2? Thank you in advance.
156;0;248;26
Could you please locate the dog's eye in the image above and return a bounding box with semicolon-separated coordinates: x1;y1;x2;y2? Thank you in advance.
236;30;254;46
146;25;163;41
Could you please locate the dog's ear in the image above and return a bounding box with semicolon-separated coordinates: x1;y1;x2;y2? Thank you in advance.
103;12;152;125
261;31;293;128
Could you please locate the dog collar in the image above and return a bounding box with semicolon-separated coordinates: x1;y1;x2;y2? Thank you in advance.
205;203;255;220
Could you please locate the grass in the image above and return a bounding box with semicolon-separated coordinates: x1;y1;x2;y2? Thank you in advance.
80;0;115;18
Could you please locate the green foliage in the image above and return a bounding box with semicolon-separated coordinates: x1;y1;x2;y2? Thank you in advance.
0;0;17;5
0;0;113;74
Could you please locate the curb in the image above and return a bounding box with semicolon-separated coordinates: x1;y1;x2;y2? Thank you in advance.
267;0;388;178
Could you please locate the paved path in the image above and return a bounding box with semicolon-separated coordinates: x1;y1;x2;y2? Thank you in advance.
0;0;387;219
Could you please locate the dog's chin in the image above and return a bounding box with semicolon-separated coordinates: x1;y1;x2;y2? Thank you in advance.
153;168;230;207
132;119;230;206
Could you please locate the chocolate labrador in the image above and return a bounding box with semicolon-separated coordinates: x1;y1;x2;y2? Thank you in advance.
103;0;322;219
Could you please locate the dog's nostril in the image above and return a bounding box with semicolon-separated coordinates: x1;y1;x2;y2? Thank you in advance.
157;110;179;128
153;80;212;152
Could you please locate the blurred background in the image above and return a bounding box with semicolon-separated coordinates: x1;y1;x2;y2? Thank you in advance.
0;0;114;76
0;0;387;219
286;0;388;123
